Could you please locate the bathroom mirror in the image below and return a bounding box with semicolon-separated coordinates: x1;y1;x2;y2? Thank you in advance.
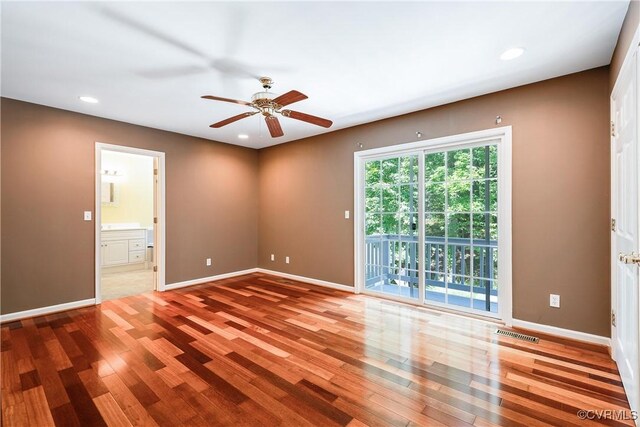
101;182;119;205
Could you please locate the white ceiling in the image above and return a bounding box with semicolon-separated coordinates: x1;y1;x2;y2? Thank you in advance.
1;1;629;149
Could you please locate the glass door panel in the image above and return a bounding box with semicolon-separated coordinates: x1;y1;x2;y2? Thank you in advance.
424;144;499;314
365;154;419;299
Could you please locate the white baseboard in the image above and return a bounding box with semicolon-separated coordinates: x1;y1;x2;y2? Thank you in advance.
0;298;96;323
165;268;259;291
511;319;611;347
256;268;355;293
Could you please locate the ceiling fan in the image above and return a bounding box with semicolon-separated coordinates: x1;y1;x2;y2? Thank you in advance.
201;77;333;138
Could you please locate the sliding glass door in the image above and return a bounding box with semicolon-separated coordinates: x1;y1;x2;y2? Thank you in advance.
357;132;509;320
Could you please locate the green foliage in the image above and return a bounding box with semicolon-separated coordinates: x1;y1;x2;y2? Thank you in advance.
364;145;500;287
365;146;498;238
365;155;419;235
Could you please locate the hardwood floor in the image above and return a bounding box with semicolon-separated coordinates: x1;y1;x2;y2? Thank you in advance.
1;272;633;426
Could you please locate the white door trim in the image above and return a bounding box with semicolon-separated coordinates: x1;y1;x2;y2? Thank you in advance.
95;143;166;304
611;25;640;99
353;126;513;325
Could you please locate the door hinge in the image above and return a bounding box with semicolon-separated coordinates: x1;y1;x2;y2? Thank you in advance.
611;121;616;137
611;218;616;232
153;266;157;272
612;309;616;327
153;217;157;224
154;168;158;176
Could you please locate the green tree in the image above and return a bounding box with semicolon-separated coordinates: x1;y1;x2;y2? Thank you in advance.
364;145;499;287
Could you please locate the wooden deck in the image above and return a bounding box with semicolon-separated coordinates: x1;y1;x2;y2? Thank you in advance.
1;273;632;426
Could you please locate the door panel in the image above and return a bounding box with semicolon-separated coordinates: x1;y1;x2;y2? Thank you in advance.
612;47;639;415
424;145;499;314
364;154;420;299
153;157;159;291
103;240;129;266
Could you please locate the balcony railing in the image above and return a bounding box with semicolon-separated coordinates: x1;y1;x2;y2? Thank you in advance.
365;234;498;311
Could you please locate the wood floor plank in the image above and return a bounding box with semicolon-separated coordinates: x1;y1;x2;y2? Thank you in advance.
93;392;133;427
100;373;159;426
1;394;29;427
23;386;56;427
1;272;633;426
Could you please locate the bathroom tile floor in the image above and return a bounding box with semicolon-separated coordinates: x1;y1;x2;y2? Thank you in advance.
101;268;154;301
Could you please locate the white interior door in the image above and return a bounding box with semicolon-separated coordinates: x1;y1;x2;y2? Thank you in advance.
153;156;159;291
612;45;639;416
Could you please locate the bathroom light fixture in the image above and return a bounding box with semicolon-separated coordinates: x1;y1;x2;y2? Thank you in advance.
500;47;524;61
238;134;249;139
79;96;99;103
100;169;122;176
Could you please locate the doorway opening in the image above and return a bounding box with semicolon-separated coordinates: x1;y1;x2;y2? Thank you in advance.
95;143;165;303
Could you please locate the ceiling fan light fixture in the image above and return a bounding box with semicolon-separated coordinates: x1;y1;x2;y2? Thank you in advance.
251;91;278;102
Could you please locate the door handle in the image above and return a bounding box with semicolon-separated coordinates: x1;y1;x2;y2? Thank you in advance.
620;252;640;265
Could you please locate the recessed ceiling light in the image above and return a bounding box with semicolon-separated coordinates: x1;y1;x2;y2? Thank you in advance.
79;96;99;104
500;48;524;61
238;134;249;139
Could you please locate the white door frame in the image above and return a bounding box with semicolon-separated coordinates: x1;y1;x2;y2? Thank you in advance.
354;126;513;325
95;142;166;304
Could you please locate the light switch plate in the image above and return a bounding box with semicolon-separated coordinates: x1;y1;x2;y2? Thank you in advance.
285;256;290;264
270;254;275;261
84;211;92;221
344;210;350;219
206;258;212;266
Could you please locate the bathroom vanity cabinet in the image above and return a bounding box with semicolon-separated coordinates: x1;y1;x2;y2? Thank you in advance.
100;229;146;267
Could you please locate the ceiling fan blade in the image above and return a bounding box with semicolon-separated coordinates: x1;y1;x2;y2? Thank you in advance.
201;95;253;107
272;90;308;107
102;8;207;59
210;112;257;128
265;115;284;138
281;110;333;128
210;58;260;80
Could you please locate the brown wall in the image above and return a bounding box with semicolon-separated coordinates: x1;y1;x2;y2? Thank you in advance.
1;98;259;314
0;67;613;336
610;0;639;91
259;67;611;336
